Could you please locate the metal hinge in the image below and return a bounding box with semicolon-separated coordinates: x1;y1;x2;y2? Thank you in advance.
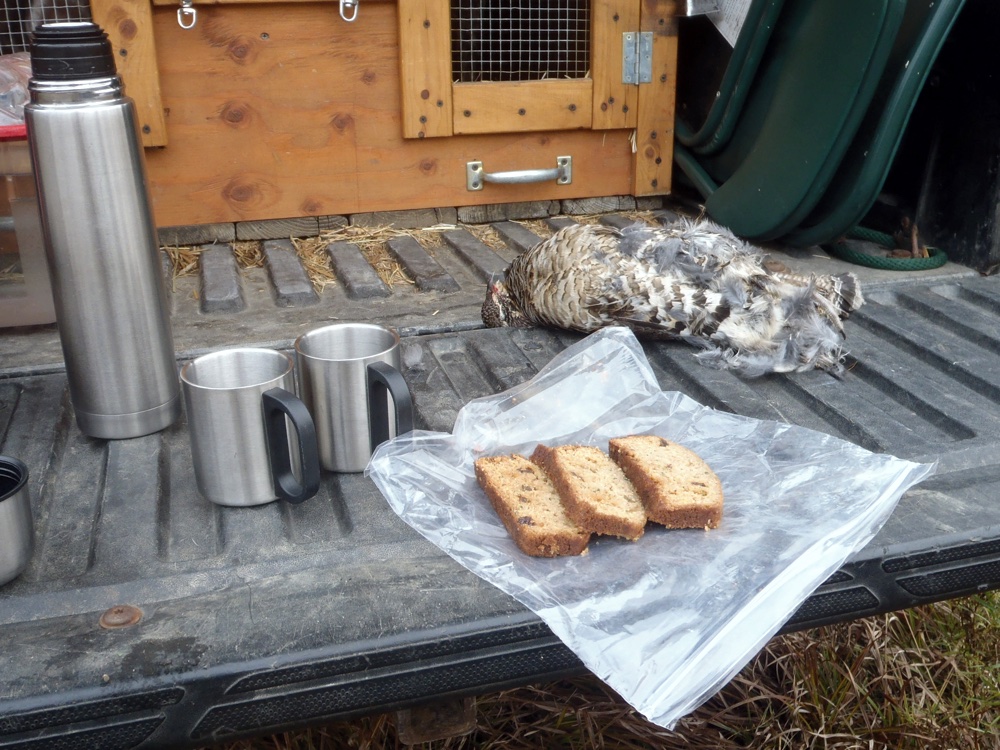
622;32;653;85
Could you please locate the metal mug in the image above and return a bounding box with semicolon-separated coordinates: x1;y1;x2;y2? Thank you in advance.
0;456;33;587
180;348;321;507
295;323;413;472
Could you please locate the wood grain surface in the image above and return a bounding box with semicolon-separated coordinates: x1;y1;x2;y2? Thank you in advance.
134;2;668;226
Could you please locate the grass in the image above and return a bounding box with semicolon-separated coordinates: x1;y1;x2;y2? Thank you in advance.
158;212;670;296
161;223;460;294
205;591;1000;750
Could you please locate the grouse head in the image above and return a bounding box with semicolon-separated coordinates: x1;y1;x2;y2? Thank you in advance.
482;279;532;329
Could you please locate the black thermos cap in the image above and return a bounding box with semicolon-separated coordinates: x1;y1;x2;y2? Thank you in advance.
29;22;117;80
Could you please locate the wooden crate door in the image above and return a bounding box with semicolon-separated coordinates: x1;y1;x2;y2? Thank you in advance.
399;0;644;138
633;0;677;196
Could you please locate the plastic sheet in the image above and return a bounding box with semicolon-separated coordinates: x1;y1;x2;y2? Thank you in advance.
367;327;934;728
0;53;31;126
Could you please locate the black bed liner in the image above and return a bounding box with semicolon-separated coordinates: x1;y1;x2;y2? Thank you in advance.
1;215;999;749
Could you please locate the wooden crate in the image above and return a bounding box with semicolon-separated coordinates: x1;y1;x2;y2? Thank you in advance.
91;0;678;228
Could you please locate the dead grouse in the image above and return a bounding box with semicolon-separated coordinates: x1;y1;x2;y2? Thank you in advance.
481;219;865;377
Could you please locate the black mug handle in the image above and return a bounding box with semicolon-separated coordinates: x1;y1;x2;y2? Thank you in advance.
262;388;321;504
367;361;413;455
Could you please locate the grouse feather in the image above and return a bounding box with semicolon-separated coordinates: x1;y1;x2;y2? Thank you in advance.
481;219;864;377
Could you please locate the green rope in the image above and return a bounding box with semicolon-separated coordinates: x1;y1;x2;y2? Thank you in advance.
846;226;896;246
821;227;949;271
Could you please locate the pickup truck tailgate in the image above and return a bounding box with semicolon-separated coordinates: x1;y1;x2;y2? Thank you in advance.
1;221;999;749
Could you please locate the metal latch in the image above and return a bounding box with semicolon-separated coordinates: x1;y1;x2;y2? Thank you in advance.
466;157;572;191
177;0;196;29
340;0;358;22
622;32;653;85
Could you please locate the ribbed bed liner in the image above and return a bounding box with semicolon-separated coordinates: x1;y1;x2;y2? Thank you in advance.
1;213;998;749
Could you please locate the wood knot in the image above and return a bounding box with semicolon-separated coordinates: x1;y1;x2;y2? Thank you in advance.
330;112;354;134
419;158;437;175
225;182;256;204
227;37;257;64
222;177;277;212
220;101;251;128
118;18;137;40
361;69;377;85
300;199;323;215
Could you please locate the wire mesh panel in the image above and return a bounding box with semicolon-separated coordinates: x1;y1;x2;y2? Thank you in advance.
1;0;92;55
451;0;591;83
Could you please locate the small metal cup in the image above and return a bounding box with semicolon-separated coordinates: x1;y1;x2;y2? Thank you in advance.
181;348;321;507
0;456;33;587
295;323;413;473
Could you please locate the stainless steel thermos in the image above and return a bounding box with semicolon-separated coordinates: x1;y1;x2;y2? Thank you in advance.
25;22;180;439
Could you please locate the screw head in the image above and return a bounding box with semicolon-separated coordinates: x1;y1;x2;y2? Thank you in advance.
99;605;143;629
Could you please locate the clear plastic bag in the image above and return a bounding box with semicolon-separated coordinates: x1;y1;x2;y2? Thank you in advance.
367;327;933;728
0;53;32;126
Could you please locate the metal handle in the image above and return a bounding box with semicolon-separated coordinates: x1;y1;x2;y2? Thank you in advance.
466;156;573;191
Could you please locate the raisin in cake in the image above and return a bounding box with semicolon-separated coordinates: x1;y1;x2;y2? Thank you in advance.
530;444;647;540
609;435;724;529
474;454;591;557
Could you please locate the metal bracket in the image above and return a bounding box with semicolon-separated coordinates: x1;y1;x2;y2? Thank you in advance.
680;0;722;16
466;156;572;191
622;32;653;85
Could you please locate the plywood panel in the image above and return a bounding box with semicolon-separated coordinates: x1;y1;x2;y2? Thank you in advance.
633;0;677;196
91;0;168;147
143;3;636;226
356;130;635;207
591;0;641;130
452;80;594;135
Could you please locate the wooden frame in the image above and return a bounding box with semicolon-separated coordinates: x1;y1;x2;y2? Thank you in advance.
398;0;648;138
398;0;675;194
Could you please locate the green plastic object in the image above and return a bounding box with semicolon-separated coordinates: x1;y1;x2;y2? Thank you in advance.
784;0;967;248
673;0;906;240
703;0;906;241
675;0;786;155
825;227;949;271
